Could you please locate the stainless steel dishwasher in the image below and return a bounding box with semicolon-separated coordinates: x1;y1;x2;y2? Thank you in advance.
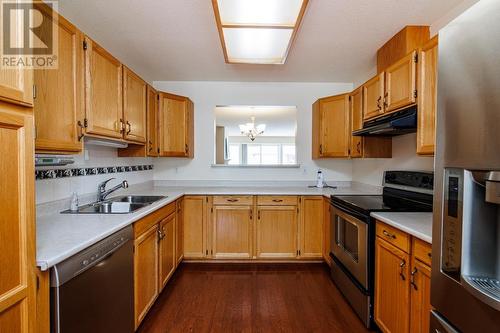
50;226;134;333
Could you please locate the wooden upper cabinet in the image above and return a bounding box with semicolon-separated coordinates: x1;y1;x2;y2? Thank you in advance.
34;8;84;154
158;213;176;290
417;36;438;156
212;205;253;259
84;37;123;139
410;258;432;333
375;238;411;333
384;50;417;113
256;206;298;258
349;87;363;158
0;106;36;332
183;196;207;259
363;73;385;120
159;93;194;158
299;196;323;258
312;94;350;159
123;67;147;143
147;86;159;156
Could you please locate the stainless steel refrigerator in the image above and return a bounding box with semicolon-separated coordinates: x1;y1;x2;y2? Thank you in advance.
431;0;500;331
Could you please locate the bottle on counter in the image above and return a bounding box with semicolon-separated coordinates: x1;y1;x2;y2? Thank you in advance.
70;192;79;211
316;169;324;188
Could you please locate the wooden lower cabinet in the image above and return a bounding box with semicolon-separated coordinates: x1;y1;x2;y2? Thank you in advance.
299;196;323;258
256;206;298;258
323;197;332;265
158;213;176;290
183;196;208;258
176;199;184;264
375;221;433;333
134;224;159;329
212;205;253;259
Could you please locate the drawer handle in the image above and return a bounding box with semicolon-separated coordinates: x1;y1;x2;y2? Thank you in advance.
383;230;396;239
227;198;239;202
410;267;418;290
399;260;406;281
272;199;283;202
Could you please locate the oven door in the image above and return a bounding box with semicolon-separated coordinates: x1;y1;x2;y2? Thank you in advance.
330;205;368;289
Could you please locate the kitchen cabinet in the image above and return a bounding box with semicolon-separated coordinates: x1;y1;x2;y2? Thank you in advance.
211;203;253;259
123;66;147;143
159;92;194;158
34;5;84;154
384;50;417;113
312;94;350;159
323;197;332;266
147;85;159;156
349;87;392;158
183;196;208;258
417;36;438;156
256;205;298;258
134;224;159;329
158;212;176;290
363;73;385;120
375;237;411;333
375;221;433;333
176;199;184;264
35;269;50;333
299;196;323;258
0;103;36;332
83;36;123;139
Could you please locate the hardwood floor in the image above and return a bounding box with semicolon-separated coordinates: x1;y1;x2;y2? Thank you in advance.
138;263;370;333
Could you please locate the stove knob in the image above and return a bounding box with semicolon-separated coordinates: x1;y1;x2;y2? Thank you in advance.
82;259;89;266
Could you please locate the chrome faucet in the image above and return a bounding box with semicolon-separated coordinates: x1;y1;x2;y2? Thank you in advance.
97;178;128;202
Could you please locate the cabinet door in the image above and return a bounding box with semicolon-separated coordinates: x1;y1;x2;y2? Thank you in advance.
84;37;123;139
176;199;184;264
0;106;35;332
385;50;417;113
158;213;176;290
410;259;432;333
0;2;33;107
319;94;350;158
363;73;384;120
299;196;323;258
123;67;146;143
147;86;159;156
183;196;207;258
212;205;253;259
349;87;363;158
34;9;84;153
322;197;332;265
134;224;159;329
159;93;193;157
417;37;438;155
256;206;297;258
375;238;410;333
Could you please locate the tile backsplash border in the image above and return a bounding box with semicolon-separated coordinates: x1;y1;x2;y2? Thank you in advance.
35;164;153;180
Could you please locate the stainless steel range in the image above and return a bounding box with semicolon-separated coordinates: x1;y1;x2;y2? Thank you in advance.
329;171;433;328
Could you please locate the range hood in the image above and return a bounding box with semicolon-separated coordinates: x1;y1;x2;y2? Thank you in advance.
353;106;417;136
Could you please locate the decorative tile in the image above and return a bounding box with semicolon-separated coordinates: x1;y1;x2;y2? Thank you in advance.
34;164;153;180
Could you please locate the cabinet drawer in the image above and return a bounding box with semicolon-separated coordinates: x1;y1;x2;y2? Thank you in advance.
134;202;176;238
376;221;410;253
212;196;253;205
257;196;298;206
412;238;432;266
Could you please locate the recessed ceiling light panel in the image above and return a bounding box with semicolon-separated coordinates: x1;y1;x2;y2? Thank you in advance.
212;0;308;64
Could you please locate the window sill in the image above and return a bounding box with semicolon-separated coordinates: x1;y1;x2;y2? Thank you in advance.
211;164;301;169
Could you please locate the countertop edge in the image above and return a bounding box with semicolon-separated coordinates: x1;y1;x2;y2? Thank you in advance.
370;212;432;244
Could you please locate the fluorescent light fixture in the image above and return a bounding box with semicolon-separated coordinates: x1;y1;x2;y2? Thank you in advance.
212;0;308;64
84;137;129;148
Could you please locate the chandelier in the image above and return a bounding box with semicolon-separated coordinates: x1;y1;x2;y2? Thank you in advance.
239;116;266;141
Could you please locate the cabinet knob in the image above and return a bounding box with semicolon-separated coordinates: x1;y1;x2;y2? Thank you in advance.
410;267;418;290
126;121;132;135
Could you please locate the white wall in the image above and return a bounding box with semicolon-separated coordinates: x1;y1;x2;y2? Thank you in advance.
36;146;153;204
153;81;354;182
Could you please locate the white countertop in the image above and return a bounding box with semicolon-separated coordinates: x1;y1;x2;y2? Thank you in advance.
370;212;433;243
37;182;381;271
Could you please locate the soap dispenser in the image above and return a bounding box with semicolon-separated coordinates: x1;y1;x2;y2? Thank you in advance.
316;169;324;188
70;192;79;211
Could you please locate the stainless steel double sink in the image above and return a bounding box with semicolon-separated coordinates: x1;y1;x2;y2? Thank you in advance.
61;195;166;214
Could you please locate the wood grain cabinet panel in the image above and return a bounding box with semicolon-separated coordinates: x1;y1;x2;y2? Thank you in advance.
384;50;417;113
34;6;84;154
375;238;410;333
0;105;36;333
363;73;385;120
158;213;176;290
212;205;253;259
123;67;147;143
159;92;194;158
312;94;350;158
147;85;159;156
183;196;207;258
134;224;159;329
176;199;184;265
410;258;432;333
299;196;323;258
84;37;123;139
256;206;298;258
417;36;438;156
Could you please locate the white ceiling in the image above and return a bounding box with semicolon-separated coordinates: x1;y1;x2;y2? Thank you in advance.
58;0;464;83
215;106;297;136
